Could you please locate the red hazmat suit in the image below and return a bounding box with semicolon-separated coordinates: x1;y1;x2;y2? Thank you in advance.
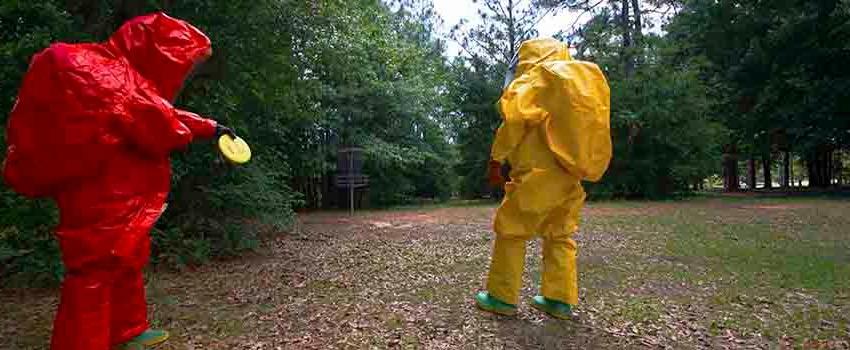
2;13;218;350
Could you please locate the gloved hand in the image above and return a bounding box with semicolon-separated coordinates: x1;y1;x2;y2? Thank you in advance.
215;124;236;138
488;160;505;187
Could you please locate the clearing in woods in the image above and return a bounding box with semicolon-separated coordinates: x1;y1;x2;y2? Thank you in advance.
1;197;848;349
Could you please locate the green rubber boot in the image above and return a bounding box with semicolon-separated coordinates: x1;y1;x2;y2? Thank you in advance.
530;296;573;319
116;329;170;349
475;291;517;316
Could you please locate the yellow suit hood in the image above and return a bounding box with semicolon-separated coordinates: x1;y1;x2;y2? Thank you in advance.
515;38;572;77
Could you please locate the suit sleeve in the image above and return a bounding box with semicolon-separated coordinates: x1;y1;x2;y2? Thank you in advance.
490;120;524;163
174;109;217;139
119;92;194;156
490;71;548;163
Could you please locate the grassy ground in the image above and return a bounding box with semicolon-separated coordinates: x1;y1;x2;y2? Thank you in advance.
1;196;848;349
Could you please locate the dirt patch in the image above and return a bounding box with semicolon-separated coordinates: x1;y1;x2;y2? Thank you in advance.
583;204;675;217
743;204;808;210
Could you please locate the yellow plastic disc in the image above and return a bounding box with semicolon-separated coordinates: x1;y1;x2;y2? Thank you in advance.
218;134;251;164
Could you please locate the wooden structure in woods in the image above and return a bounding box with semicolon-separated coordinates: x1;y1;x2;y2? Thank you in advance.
334;147;368;214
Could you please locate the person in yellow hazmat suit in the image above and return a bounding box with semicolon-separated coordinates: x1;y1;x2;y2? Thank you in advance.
475;37;612;319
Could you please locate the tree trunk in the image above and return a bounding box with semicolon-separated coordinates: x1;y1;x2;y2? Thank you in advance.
827;150;834;186
807;155;817;188
630;0;643;65
620;0;634;76
762;153;772;189
807;147;832;187
722;150;739;192
507;0;517;61
322;172;333;209
788;152;796;187
782;151;791;189
748;158;756;191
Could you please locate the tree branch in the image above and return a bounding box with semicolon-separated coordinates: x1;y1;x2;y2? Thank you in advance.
515;5;557;42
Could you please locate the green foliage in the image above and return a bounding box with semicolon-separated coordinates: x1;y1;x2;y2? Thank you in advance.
5;0;844;285
0;1;79;134
670;0;850;147
1;0;458;283
450;0;554;64
448;59;503;199
0;190;62;286
290;0;456;207
362;137;454;206
667;0;850;186
0;1;78;285
590;38;725;197
162;0;303;249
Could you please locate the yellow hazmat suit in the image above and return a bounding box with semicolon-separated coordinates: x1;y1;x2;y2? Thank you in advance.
482;38;611;314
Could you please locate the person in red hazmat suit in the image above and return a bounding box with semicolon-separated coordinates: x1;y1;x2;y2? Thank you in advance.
2;13;235;350
474;38;612;319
